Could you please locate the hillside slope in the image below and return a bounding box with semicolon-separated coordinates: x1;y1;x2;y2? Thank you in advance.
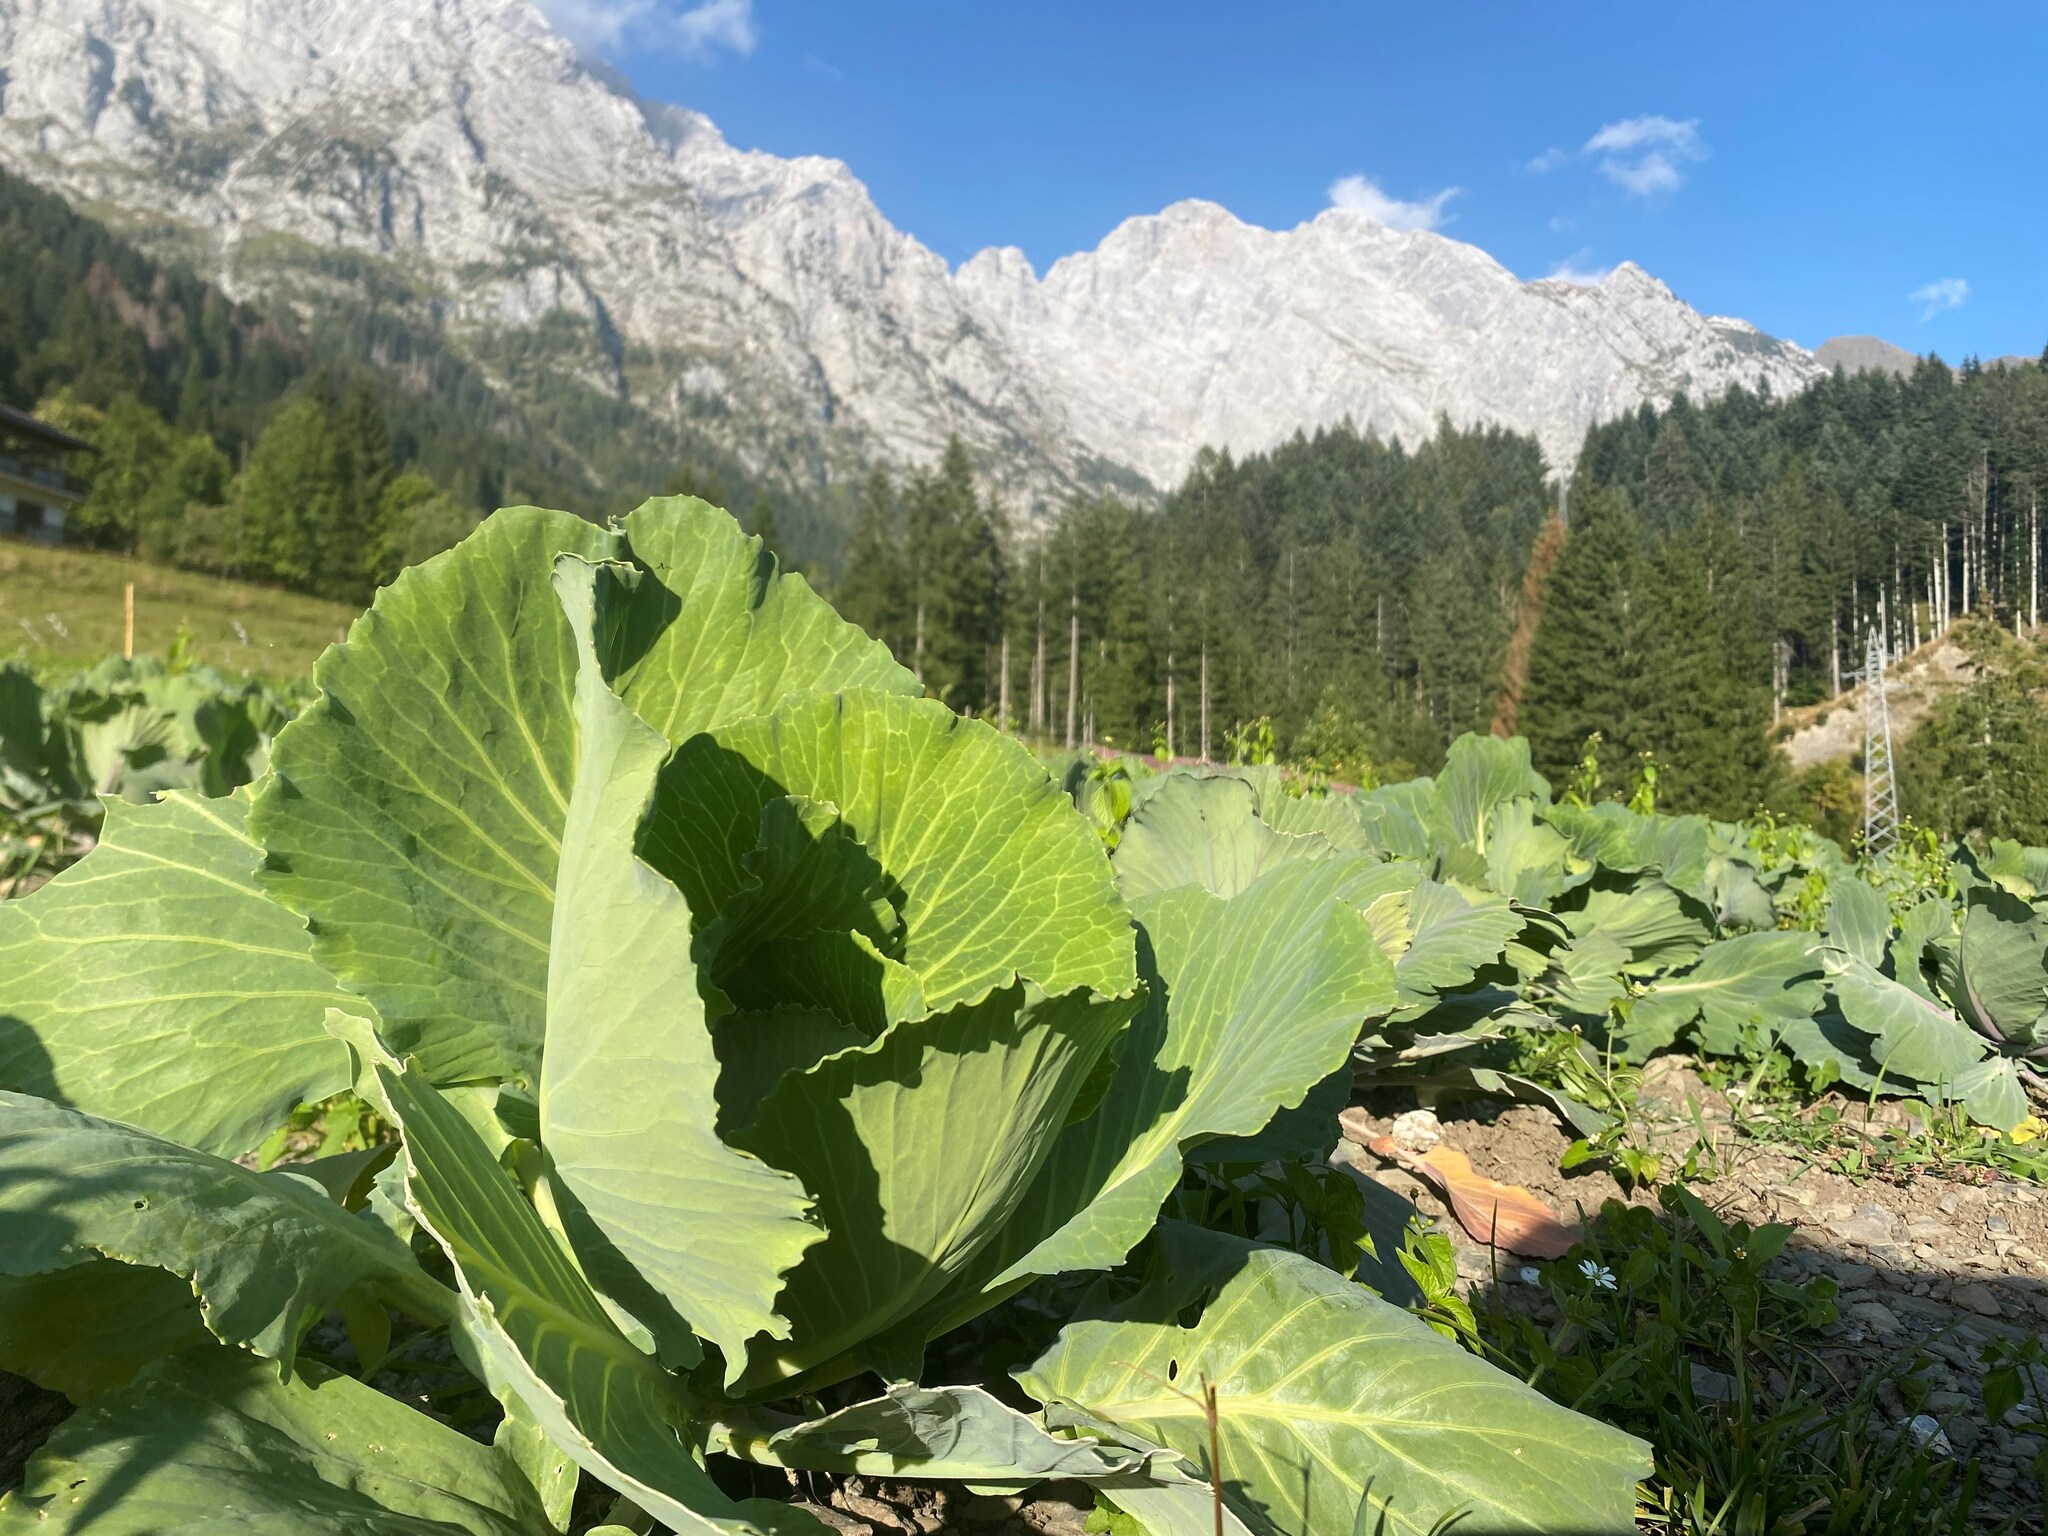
0;537;357;677
1780;637;1976;772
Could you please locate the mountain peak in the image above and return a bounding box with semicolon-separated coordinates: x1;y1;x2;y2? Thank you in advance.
0;0;1825;509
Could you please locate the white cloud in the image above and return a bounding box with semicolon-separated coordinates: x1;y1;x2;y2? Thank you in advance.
1910;277;1970;320
1546;251;1614;286
1584;115;1706;197
1584;115;1703;156
534;0;756;59
1327;173;1461;232
1601;151;1684;196
1548;213;1576;233
1534;116;1705;198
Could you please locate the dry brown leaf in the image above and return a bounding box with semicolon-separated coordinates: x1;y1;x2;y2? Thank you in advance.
1365;1135;1581;1259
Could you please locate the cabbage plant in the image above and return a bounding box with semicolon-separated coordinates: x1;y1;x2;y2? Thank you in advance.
0;500;1646;1535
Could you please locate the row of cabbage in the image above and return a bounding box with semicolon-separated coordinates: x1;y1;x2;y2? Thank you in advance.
0;500;1651;1536
0;653;292;891
1069;734;2048;1137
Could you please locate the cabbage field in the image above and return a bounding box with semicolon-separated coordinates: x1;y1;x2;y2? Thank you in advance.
0;499;2042;1536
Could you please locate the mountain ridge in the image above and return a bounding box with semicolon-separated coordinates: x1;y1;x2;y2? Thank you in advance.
0;0;1828;516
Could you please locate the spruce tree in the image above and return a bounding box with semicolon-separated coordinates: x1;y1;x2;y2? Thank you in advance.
1519;486;1656;788
1636;518;1778;818
835;466;907;657
1642;413;1711;534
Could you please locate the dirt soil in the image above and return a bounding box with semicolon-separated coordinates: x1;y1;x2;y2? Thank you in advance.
1780;635;1975;771
1341;1055;2048;1531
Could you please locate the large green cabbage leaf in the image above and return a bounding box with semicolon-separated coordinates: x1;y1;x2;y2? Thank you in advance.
539;558;820;1383
1020;1225;1648;1536
0;1350;552;1536
341;1018;818;1536
0;791;353;1157
904;857;1398;1343
0;1091;441;1370
251;500;914;1088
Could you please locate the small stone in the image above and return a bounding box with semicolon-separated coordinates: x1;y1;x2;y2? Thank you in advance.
1924;1390;1969;1414
1905;1414;1953;1455
1019;1500;1091;1536
1389;1108;1443;1153
1946;1416;1984;1453
2010;1434;2046;1460
1985;1465;2018;1489
1689;1364;1737;1402
1951;1281;2004;1317
1939;1194;1961;1215
1846;1300;1902;1334
832;1493;916;1536
1828;1203;1897;1247
1986;1213;2013;1236
1517;1266;1541;1286
799;1504;875;1536
1831;1260;1877;1288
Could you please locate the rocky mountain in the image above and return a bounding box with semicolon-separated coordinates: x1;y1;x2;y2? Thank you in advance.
0;0;1825;518
1814;335;1921;379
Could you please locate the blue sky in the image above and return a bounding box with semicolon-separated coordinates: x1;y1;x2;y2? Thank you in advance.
554;0;2047;360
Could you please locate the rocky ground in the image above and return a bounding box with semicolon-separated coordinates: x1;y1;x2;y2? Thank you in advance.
1780;635;1975;772
1339;1057;2048;1531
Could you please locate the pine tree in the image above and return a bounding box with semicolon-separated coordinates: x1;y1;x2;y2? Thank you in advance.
903;437;1003;705
835;466;908;659
1637;517;1777;818
1519;486;1657;788
1642;413;1711;534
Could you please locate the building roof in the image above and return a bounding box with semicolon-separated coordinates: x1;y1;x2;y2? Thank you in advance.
0;402;91;455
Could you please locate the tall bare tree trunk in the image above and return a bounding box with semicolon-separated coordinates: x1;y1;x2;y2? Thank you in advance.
913;602;926;688
1830;607;1840;697
1199;643;1210;763
998;632;1011;733
1065;589;1079;750
2032;494;2041;635
1031;566;1046;735
1164;647;1176;761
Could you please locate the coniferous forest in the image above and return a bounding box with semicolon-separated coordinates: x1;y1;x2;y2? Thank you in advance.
834;351;2048;843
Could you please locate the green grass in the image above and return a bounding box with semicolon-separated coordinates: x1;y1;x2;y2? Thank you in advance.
0;538;358;680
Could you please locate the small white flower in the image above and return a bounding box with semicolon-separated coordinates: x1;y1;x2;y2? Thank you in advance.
1517;1266;1541;1286
1579;1259;1618;1291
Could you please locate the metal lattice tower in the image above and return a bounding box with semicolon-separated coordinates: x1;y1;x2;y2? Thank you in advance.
1862;627;1900;855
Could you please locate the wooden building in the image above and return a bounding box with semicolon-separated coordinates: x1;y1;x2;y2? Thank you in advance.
0;403;87;545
